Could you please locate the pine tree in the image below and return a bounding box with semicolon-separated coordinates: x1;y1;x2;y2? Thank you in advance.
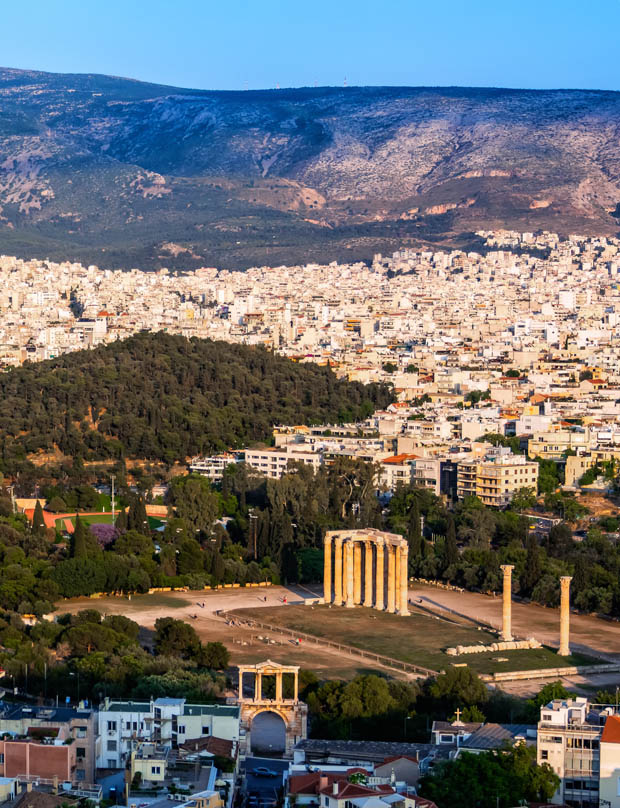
523;531;541;595
32;500;46;536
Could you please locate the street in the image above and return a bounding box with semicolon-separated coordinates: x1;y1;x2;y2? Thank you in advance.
241;756;288;808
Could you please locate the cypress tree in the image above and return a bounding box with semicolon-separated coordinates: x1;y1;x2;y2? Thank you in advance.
408;498;422;558
445;515;458;569
127;495;149;532
71;514;88;558
523;531;541;595
32;500;46;536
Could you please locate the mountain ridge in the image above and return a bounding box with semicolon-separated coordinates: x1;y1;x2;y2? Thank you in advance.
1;67;619;269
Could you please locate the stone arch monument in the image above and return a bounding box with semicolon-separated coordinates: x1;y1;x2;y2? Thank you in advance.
237;661;308;757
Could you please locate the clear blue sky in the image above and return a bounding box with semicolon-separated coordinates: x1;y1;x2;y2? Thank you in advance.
2;0;619;91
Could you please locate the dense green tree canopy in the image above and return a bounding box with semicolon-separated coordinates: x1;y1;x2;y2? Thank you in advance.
0;332;392;469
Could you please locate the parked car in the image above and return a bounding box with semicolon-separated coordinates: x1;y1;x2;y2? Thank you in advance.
252;767;279;778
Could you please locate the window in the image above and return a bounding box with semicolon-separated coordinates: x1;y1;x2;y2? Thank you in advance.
77;747;86;759
76;727;87;738
177;725;186;734
76;769;85;781
440;734;454;743
542;714;552;721
107;721;117;732
202;726;210;736
151;766;161;775
133;722;138;731
107;740;117;752
541;750;548;760
0;754;4;764
107;759;116;769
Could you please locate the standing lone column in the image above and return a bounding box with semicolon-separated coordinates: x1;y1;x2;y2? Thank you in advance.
387;544;396;613
323;535;332;604
559;576;572;656
375;542;385;610
399;543;410;615
500;565;514;641
364;542;374;607
333;539;343;605
353;542;362;604
345;541;355;608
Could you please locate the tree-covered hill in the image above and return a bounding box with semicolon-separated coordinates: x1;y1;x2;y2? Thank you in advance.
0;332;392;468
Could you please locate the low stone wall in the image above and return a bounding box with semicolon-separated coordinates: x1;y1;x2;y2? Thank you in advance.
481;662;620;683
446;638;541;656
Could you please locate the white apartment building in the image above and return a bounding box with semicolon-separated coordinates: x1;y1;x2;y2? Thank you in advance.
456;448;539;507
537;698;612;808
96;698;240;770
189;453;242;481
244;446;322;478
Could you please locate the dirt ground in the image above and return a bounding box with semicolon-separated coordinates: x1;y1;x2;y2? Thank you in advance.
53;581;620;692
53;585;400;679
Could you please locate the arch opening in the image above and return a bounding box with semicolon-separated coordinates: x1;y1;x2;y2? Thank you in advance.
250;710;286;756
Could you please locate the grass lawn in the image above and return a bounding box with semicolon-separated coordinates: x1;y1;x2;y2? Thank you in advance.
148;516;165;530
233;604;597;675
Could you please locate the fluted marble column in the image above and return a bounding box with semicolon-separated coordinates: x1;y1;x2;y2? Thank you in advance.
353;541;362;604
333;538;343;605
387;544;396;613
323;535;332;603
345;540;355;607
364;542;374;607
559;576;572;656
399;544;410;615
375;542;385;610
500;564;514;641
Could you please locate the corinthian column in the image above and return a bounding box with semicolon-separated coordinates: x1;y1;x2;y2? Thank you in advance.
399;543;410;616
353;542;362;604
559;576;572;656
375;542;385;610
387;544;396;613
323;535;332;603
364;542;374;607
500;565;514;641
345;541;355;608
333;538;343;605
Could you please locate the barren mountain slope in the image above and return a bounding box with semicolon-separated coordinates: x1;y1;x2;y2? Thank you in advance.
0;69;619;269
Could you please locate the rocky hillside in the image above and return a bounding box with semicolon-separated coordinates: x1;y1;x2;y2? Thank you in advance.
1;68;620;269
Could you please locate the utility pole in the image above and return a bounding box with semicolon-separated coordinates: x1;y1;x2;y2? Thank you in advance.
110;475;116;522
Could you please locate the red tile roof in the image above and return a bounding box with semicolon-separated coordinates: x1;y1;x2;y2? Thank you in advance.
602;715;620;744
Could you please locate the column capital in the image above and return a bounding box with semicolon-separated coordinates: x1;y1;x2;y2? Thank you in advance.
500;564;514;573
